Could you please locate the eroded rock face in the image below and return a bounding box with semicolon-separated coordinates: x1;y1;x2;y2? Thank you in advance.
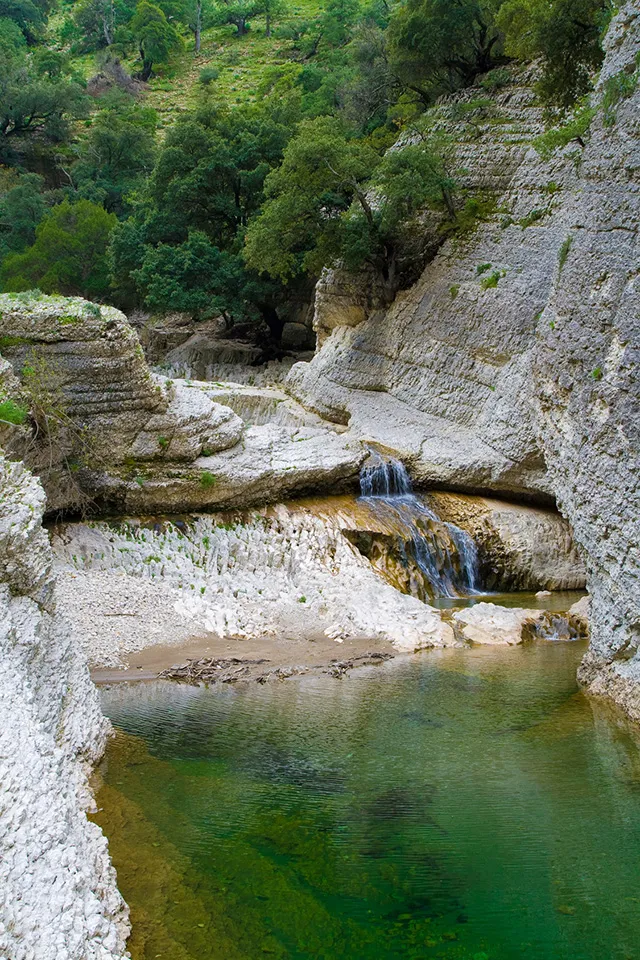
428;492;586;591
0;455;128;960
287;69;569;499
0;296;363;513
534;3;640;718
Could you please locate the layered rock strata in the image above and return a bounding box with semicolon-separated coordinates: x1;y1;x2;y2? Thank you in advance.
534;3;640;719
0;455;128;960
0;295;363;514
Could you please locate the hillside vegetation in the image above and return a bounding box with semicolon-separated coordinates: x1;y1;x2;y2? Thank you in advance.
0;0;617;344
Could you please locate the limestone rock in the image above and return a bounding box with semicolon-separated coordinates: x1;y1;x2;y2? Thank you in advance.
428;492;586;590
452;602;545;645
533;3;640;718
0;455;128;960
287;69;562;498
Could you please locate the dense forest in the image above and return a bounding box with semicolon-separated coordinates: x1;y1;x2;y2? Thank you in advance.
0;0;616;341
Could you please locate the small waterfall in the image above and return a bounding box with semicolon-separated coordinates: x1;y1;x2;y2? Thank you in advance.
358;457;480;600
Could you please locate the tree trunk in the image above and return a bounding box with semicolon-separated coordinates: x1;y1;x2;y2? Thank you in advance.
140;57;153;81
237;17;248;35
195;0;202;53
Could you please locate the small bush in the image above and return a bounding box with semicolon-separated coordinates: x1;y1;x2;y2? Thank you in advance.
480;269;505;290
0;399;29;425
518;208;546;228
200;470;217;488
534;105;596;159
479;68;511;93
158;435;169;450
542;181;561;195
591;366;603;381
449;284;460;299
476;262;492;275
199;66;220;86
602;66;639;126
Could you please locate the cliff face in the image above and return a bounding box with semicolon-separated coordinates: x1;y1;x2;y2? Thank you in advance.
287;69;574;502
285;5;640;717
0;455;129;959
534;4;640;718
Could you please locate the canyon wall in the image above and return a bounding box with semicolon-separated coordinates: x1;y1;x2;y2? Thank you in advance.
0;455;129;959
535;4;640;719
285;4;640;716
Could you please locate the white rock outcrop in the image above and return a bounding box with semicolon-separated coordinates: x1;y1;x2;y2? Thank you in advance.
52;506;455;666
0;455;129;960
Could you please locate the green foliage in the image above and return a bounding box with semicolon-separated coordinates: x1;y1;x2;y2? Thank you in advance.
601;63;639;126
200;469;217;487
558;234;572;272
518;207;545;228
476;262;491;274
71;97;158;215
480;268;504;289
1;199;117;298
211;0;266;36
199;65;220;85
590;366;603;380
0;174;46;261
0;398;29;424
449;284;459;299
479;67;511;92
533;104;596;158
130;1;183;79
497;0;613;109
387;0;505;105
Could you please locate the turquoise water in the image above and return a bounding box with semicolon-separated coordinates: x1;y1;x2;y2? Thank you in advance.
97;643;640;960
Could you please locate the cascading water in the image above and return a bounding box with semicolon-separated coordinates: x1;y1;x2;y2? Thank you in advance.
358;457;480;600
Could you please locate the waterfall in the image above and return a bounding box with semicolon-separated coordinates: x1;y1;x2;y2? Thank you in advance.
358;457;480;600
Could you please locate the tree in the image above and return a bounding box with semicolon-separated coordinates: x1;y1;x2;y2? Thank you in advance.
0;27;88;149
109;102;292;330
263;0;285;37
497;0;613;109
244;116;380;280
387;0;505;105
244;117;459;284
211;0;265;36
0;0;49;41
129;1;183;80
71;97;157;214
0;173;46;260
1;199;117;299
72;0;136;50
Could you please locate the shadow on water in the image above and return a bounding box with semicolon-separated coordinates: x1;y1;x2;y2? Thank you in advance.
95;644;640;960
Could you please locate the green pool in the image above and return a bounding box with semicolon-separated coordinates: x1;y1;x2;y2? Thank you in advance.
96;642;640;960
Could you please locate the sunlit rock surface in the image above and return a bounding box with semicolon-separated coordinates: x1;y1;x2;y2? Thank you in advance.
0;455;128;960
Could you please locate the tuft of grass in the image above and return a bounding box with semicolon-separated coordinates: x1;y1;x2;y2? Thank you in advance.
0;335;27;351
449;284;460;299
200;470;217;488
558;235;573;272
480;269;505;290
0;398;29;425
591;366;603;381
518;208;546;228
158;436;169;450
476;262;492;275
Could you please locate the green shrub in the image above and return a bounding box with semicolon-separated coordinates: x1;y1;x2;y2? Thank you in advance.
476;262;492;275
602;66;639;126
158;435;169;450
449;284;460;299
199;66;220;86
479;68;511;93
200;470;217;488
533;105;596;159
591;366;603;381
0;335;27;351
480;270;505;290
0;399;29;425
518;208;546;228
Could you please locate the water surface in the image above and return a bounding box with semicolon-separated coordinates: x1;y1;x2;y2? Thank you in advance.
96;643;640;960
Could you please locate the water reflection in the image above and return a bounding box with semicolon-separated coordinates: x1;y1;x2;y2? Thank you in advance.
96;644;640;960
